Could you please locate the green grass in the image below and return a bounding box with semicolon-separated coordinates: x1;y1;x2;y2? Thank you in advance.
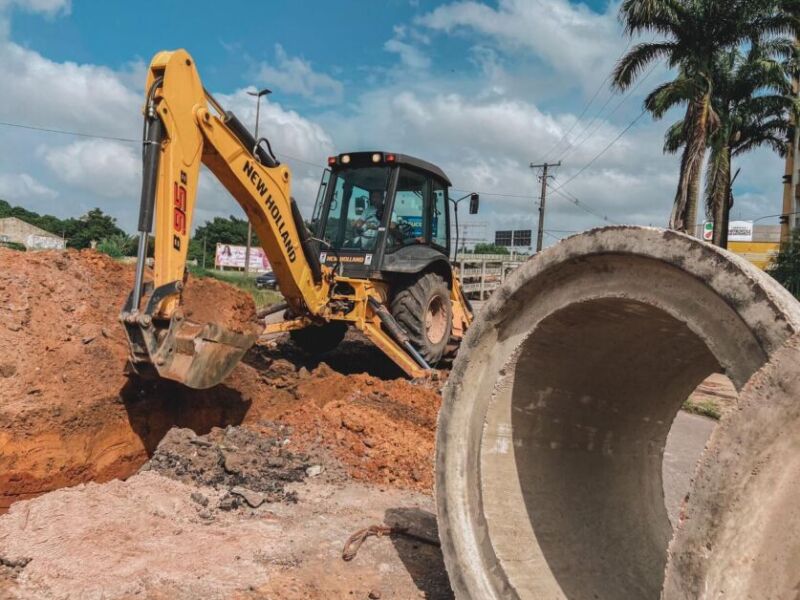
682;398;722;421
188;266;283;309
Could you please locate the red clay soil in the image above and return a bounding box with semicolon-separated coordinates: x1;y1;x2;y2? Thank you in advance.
0;248;441;513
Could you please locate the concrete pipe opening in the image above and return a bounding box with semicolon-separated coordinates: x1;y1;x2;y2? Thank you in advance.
437;227;800;600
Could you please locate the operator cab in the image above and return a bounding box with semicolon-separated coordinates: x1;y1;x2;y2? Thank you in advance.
312;152;472;280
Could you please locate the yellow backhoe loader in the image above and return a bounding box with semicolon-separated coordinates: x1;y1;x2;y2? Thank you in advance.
120;49;478;389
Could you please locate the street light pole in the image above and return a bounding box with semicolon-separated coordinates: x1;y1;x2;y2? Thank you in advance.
244;88;272;276
449;192;479;261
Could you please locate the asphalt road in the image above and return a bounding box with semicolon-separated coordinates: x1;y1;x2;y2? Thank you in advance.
663;411;716;525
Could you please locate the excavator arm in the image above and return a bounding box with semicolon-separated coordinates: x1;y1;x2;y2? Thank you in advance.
121;49;331;388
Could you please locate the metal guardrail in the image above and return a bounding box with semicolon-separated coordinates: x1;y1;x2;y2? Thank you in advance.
454;253;528;300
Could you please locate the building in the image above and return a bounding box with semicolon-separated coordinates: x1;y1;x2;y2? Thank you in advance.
0;217;66;250
694;222;780;270
728;224;780;270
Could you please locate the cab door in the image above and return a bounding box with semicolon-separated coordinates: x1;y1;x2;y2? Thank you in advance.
379;167;451;275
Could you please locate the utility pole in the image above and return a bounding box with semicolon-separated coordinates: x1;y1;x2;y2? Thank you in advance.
530;161;561;252
245;87;272;275
202;236;207;270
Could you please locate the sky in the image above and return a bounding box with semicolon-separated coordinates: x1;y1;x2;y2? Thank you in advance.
0;0;787;247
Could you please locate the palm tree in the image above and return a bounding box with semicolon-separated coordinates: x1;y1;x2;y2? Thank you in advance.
613;0;798;233
664;45;795;245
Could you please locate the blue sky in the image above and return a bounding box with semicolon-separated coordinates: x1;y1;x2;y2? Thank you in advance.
0;0;785;245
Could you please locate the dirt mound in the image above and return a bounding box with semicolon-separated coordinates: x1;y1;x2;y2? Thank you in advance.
142;425;311;506
181;275;259;334
0;248;441;512
256;358;442;492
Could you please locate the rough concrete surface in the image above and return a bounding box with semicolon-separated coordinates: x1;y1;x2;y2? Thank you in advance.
664;333;800;599
437;227;800;600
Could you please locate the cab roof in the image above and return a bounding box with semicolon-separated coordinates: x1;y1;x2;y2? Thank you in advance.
331;151;452;186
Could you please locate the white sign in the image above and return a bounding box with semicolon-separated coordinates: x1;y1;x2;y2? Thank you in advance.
728;221;754;242
215;243;270;271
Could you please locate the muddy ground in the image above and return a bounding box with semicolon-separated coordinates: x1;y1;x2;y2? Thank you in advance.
0;248;732;599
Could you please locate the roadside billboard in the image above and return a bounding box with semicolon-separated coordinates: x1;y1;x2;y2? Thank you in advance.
702;220;754;242
215;243;271;272
728;221;754;242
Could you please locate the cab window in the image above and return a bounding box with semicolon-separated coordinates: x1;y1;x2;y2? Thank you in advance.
388;168;428;251
432;179;448;250
321;166;390;252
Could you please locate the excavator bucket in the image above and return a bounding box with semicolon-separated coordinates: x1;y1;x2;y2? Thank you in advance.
120;283;258;390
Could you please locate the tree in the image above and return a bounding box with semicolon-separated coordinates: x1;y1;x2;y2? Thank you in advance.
664;44;795;245
613;0;798;233
62;208;126;249
0;201;128;248
97;233;137;258
768;229;800;298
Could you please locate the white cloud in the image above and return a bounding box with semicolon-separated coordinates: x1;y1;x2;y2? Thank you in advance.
384;39;431;70
41;138;140;198
418;0;625;91
0;172;57;200
0;41;140;137
0;0;70;17
212;88;335;215
318;79;696;238
257;44;343;105
385;25;431;70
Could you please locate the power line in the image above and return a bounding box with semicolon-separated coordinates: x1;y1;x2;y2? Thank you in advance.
533;38;634;164
0;119;327;170
552;109;648;194
0;120;140;143
555;61;659;164
542;230;564;242
547;181;620;225
451;187;539;202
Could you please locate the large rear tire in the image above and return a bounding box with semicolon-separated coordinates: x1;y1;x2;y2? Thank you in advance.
391;272;452;365
289;321;347;355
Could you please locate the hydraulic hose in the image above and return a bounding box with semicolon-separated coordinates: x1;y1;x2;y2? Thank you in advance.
367;297;431;370
132;77;164;312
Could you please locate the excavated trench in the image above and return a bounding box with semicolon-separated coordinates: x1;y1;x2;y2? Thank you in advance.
0;378;257;512
437;227;800;599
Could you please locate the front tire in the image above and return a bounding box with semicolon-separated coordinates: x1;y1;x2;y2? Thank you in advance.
391;272;452;365
289;321;347;355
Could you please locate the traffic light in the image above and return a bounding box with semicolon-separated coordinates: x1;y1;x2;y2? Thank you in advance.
469;193;480;215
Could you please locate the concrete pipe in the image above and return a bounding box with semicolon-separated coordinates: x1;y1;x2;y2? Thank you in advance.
437;227;800;599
